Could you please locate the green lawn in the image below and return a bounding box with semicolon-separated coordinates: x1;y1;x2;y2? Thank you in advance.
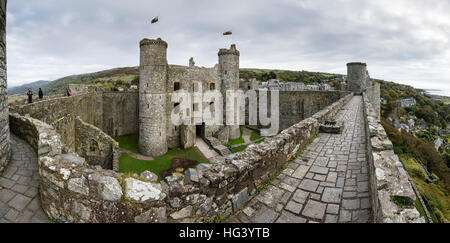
231;145;247;153
250;131;262;141
118;147;209;181
114;134;139;154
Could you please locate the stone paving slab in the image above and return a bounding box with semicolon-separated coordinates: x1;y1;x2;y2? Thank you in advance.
0;134;49;223
227;96;372;223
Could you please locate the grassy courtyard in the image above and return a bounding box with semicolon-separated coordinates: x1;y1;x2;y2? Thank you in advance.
114;135;209;181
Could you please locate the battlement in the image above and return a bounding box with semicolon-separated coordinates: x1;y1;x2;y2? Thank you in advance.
218;44;240;56
347;62;367;66
139;38;168;48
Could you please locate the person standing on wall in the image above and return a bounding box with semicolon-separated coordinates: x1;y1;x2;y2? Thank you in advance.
27;89;33;104
38;88;44;101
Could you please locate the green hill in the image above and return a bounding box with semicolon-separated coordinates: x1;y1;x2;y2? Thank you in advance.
379;80;450;222
9;67;343;97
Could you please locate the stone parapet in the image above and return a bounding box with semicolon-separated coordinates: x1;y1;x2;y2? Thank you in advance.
362;91;424;223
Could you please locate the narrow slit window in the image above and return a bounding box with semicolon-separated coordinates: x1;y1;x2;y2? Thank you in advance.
174;82;180;91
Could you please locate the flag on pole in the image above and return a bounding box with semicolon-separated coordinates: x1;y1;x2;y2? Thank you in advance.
223;30;232;36
151;16;159;24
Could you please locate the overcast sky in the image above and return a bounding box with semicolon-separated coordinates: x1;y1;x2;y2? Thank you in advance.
6;0;450;95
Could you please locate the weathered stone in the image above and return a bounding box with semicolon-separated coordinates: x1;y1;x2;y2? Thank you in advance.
73;202;91;221
60;153;85;167
125;178;165;203
170;206;193;220
135;207;167;223
302;200;326;220
232;187;249;212
140;170;158;182
292;189;309;204
321;188;342;203
184;168;199;184
169;197;182;208
88;174;123;201
68;177;89;196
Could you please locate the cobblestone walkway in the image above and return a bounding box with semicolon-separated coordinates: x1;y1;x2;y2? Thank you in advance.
228;96;372;223
0;134;48;223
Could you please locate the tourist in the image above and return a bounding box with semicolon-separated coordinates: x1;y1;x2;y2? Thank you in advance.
66;88;72;97
27;89;33;104
38;88;43;100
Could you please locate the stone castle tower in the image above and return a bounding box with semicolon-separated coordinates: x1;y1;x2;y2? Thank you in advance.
138;38;241;156
218;44;240;140
347;62;369;93
139;38;169;157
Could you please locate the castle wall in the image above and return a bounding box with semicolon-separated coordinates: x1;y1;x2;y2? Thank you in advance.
0;0;8;174
102;92;139;137
9;93;104;129
75;117;119;170
52;114;77;153
8;92;354;223
362;85;423;223
279;91;349;131
166;64;221;148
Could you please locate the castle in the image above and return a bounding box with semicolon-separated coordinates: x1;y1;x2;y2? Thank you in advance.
0;0;425;223
138;38;243;156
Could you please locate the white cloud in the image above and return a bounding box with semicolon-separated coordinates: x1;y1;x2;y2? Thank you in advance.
5;0;450;95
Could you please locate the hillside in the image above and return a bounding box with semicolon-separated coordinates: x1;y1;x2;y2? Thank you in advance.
8;80;50;95
8;67;343;97
379;80;450;222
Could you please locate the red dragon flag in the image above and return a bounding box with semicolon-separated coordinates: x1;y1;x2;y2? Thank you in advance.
151;16;159;24
223;30;232;36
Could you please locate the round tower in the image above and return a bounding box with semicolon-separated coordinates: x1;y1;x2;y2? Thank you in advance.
138;38;168;156
218;44;240;139
347;62;368;93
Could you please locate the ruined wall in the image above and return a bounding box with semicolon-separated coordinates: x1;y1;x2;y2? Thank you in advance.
52;114;76;153
166;64;221;148
0;0;8;174
8;90;140;139
279;91;349;131
102;92;139;137
75;117;119;170
362;86;424;223
9;93;104;129
8;93;353;223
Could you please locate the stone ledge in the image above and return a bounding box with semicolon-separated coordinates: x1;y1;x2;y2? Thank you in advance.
362;92;424;223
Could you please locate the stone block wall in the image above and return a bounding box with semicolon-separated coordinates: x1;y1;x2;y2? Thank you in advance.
0;0;8;174
362;88;424;223
51;113;118;170
9;93;104;129
52;114;76;153
75;116;120;170
102;92;139;137
279;91;349;131
7;93;353;223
